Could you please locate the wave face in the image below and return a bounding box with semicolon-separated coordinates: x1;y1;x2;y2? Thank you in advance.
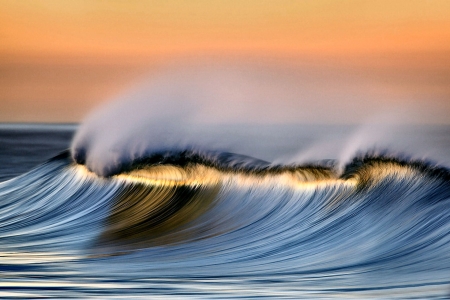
1;147;450;298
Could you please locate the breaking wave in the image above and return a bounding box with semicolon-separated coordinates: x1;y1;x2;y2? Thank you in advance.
3;66;450;298
1;147;449;298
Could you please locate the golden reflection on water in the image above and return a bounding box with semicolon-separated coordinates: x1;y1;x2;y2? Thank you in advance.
0;251;79;264
72;161;424;253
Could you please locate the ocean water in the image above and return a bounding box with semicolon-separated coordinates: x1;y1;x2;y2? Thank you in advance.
0;123;450;299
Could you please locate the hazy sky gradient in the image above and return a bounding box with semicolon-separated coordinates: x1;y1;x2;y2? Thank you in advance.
1;0;449;123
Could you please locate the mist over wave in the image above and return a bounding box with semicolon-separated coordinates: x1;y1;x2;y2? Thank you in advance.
71;63;449;177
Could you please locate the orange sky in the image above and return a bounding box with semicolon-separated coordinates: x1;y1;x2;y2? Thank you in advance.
1;0;449;123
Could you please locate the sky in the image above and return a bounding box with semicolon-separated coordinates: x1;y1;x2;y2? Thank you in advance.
1;0;449;123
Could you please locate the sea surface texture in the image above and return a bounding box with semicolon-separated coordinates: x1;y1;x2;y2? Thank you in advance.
0;124;449;299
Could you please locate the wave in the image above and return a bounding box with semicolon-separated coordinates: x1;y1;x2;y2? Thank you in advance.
3;62;450;297
19;150;450;248
1;148;450;297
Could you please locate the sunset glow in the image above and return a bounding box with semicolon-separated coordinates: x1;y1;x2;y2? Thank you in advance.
1;0;449;122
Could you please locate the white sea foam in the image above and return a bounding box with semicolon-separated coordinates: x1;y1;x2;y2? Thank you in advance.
71;63;448;176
